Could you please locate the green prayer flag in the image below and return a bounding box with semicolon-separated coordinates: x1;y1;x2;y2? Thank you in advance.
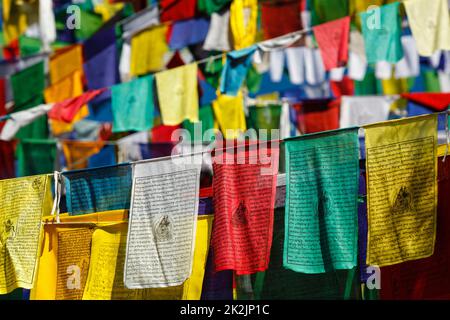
245;65;262;94
236;207;361;300
201;57;223;90
247;104;281;140
423;69;441;92
283;128;360;274
354;69;383;96
19;35;42;57
75;10;103;41
360;2;403;64
17;139;57;177
197;0;232;15
111;75;154;133
182;105;215;142
11;61;45;107
310;0;349;25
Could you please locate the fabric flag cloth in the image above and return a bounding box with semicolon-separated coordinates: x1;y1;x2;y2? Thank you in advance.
201;248;234;300
183;105;216;143
48;89;105;123
111;75;154;132
156;63;199;125
117;131;149;162
359;2;403;64
169;18;210;50
211;143;279;275
269;50;285;83
312;16;350;71
229;0;258;49
285;46;306;85
261;0;302;40
375;61;392;80
124;156;202;288
0;175;53;294
49;45;84;84
283;128;359;273
403;0;450;57
121;6;160;40
17;139;57;177
310;0;348;25
357;169;370;283
235;208;360;299
212;92;247;139
364;115;438;267
63;164;132;216
401;93;450;111
220;46;257;96
304;48;326;85
379;146;450;299
61;140;105;170
348;30;367;81
39;0;56;49
293;99;339;134
130;25;169;76
160;0;197;22
203;9;232;52
0;141;15;179
247;105;282;140
0;104;53;141
151;124;182;143
140;142;175;160
339;96;393;128
11;61;45;107
394;36;420;79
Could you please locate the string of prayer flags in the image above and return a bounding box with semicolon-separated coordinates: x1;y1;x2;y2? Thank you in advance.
48;89;105;123
211;142;279;275
364;115;438;267
212;92;247;139
0;175;53;294
62;164;132;216
155;63;199;126
220;45;257;96
124;156;202;288
111;75;154;132
229;0;258;49
313;16;350;71
339;96;393;128
130;25;169;76
49;45;84;84
283;128;360;273
379;148;450;299
0;104;53;141
360;2;403;64
403;0;450;57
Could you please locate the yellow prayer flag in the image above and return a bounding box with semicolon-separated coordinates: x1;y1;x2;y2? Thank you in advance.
49;45;84;84
2;0;38;43
62;140;105;170
364;114;438;267
230;0;258;50
130;25;169;76
155;63;199;126
404;0;450;56
94;3;124;21
212;91;247;139
0;175;53;294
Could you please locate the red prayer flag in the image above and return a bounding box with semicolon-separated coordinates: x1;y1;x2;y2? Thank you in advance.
151;124;181;143
313;16;350;71
0;141;16;179
380;155;450;299
0;79;6;132
261;0;302;40
48;88;105;123
330;76;354;98
401;93;450;111
294;99;340;134
160;0;197;22
211;142;279;275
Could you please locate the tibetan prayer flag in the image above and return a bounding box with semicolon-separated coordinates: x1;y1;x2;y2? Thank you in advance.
130;25;169;76
212;92;246;139
111;75;154;132
17;139;57;177
0;141;15;179
49;45;84;84
220;46;257;96
339;96;393;128
63;164;132;216
169;18;210;50
160;0;197;22
0;175;53;294
261;0;302;40
211;143;279;275
155;63;199;126
124;156;202;288
403;0;450;57
364;115;438;267
203;9;232;52
284;128;359;273
198;0;233;15
294;99;339;134
229;0;258;49
313;16;350;71
48;89;104;123
11;61;45;107
183;105;216;143
310;0;348;25
61;140;105;170
379;147;450;299
360;2;403;64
